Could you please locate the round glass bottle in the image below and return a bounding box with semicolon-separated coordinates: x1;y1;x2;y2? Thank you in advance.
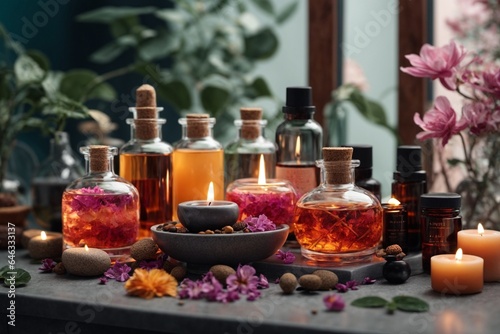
275;87;323;197
293;147;383;263
120;116;173;238
172;114;224;220
225;107;276;187
32;131;84;232
62;145;139;261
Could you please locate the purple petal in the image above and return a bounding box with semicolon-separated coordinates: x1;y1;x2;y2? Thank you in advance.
335;283;348;293
323;294;345;312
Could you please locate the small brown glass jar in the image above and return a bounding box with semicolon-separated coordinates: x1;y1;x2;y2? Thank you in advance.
421;192;462;273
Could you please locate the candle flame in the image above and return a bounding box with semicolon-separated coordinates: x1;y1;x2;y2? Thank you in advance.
387;198;401;206
207;182;215;203
295;137;301;163
478;223;485;236
84;245;89;252
41;231;47;240
258;154;266;185
455;248;463;261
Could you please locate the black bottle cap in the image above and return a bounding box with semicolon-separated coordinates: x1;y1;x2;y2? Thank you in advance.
396;145;423;172
282;86;316;114
420;192;461;209
350;145;372;169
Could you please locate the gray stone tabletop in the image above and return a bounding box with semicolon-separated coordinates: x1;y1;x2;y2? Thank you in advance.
1;250;499;334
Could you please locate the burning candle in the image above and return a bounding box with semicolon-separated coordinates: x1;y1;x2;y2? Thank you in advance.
177;182;239;232
382;198;408;253
62;245;111;276
226;155;297;227
28;231;63;260
431;248;483;295
458;223;500;282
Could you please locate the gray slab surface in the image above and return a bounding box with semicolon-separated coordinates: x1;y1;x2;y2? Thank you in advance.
1;250;499;334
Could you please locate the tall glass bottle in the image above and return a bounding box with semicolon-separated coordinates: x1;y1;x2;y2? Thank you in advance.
32;131;84;232
275;87;323;197
172;114;224;220
120;116;173;238
351;145;381;200
62;145;139;261
392;145;427;252
224;107;276;187
294;147;383;263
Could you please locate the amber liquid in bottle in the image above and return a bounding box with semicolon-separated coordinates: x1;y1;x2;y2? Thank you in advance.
120;153;172;238
294;202;383;254
172;149;224;219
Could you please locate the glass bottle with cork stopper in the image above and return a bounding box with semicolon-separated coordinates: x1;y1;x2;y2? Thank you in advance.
293;147;383;263
172;114;224;220
62;145;140;261
275;86;323;197
224;107;276;187
120;84;173;238
421;192;462;273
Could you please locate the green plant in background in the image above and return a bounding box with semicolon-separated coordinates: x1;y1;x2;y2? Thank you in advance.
0;24;115;191
325;83;400;146
75;0;297;141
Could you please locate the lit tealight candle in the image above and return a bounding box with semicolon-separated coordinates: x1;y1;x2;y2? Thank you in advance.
28;231;63;260
458;223;500;282
431;248;483;295
226;155;297;227
62;245;111;277
177;182;239;232
382;198;408;253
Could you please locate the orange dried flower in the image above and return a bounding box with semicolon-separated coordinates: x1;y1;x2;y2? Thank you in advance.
125;268;178;299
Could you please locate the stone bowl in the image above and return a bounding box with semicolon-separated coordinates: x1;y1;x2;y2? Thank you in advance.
151;224;289;265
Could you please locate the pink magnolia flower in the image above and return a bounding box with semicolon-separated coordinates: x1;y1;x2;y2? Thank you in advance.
478;67;500;98
414;96;468;146
401;40;467;90
462;101;500;135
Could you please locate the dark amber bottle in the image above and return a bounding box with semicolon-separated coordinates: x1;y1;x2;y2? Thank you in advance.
421;193;462;273
351;145;381;200
391;146;427;252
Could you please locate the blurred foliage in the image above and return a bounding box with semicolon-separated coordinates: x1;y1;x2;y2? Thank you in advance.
76;0;298;140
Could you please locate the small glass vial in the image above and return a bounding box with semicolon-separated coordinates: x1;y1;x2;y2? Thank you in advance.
392;145;427;252
172;114;224;220
120;84;173;238
32;131;84;232
275;87;323;197
224;107;276;187
62;145;140;261
382;198;409;253
351;145;381;200
421;192;462;273
293;147;383;263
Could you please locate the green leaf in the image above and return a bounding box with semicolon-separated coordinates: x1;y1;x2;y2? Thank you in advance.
247;77;272;99
0;265;9;278
60;69;116;102
155;9;189;28
110;16;140;38
447;158;465;166
392;296;429;312
351;296;388;308
276;1;299;24
251;0;275;15
26;50;50;71
244;28;279;60
77;6;157;24
139;31;179;61
90;41;128;64
156;80;192;111
200;75;232;115
1;268;31;287
14;55;45;85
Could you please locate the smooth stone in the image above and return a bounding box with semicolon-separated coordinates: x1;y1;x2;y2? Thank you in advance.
28;234;63;260
62;248;111;276
130;238;158;261
177;200;239;233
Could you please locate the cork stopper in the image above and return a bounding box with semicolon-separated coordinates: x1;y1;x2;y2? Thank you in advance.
323;147;353;184
136;84;156;108
135;107;157;119
240;107;263;120
186;114;210;138
89;145;110;173
135;119;159;140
